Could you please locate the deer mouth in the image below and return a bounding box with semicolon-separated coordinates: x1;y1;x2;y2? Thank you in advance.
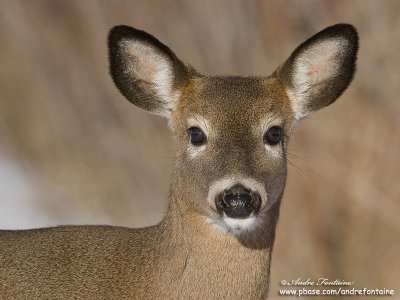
205;177;268;234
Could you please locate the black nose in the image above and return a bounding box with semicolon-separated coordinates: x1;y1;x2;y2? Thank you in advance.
216;184;261;219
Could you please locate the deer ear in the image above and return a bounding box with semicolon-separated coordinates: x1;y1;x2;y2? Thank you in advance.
108;26;192;117
274;24;359;120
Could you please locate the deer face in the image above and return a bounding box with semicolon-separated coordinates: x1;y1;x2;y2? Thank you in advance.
169;76;294;234
108;24;358;235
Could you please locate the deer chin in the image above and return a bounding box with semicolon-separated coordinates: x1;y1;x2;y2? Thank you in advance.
205;214;259;235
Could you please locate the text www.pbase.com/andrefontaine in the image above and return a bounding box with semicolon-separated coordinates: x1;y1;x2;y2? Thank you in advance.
279;287;395;297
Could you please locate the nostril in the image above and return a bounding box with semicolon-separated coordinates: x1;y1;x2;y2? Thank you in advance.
222;194;230;208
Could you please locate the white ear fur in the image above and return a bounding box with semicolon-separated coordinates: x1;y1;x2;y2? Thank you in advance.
287;38;347;119
121;40;180;117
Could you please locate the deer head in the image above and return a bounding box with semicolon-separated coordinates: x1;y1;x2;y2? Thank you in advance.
108;24;358;237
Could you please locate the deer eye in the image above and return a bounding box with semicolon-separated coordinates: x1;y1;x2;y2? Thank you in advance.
264;126;283;146
188;127;206;146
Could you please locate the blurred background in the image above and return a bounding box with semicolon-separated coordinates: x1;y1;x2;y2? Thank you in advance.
0;0;399;298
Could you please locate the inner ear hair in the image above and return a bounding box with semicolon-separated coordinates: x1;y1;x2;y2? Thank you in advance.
274;24;359;119
108;25;193;117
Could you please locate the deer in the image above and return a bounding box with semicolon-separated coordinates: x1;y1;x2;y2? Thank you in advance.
0;23;358;299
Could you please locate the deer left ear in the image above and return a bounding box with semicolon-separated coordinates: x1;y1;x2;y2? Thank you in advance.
274;24;359;120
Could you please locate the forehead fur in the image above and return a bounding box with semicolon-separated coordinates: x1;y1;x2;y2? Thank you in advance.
174;75;295;131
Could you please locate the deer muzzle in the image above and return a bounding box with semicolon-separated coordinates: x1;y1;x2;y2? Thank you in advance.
216;184;261;219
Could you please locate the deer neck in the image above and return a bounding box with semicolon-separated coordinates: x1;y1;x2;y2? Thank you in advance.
151;174;281;298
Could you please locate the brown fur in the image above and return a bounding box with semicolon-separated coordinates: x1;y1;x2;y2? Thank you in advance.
0;24;358;299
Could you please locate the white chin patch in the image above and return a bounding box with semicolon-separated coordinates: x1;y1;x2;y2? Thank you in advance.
224;215;258;234
206;215;258;235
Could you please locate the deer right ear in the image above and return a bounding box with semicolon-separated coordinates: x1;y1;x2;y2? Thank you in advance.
108;26;192;118
274;24;359;120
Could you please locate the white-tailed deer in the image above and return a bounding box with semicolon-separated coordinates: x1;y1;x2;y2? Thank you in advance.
0;24;358;299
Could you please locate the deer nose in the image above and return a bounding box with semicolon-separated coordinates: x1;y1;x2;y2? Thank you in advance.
216;184;261;219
